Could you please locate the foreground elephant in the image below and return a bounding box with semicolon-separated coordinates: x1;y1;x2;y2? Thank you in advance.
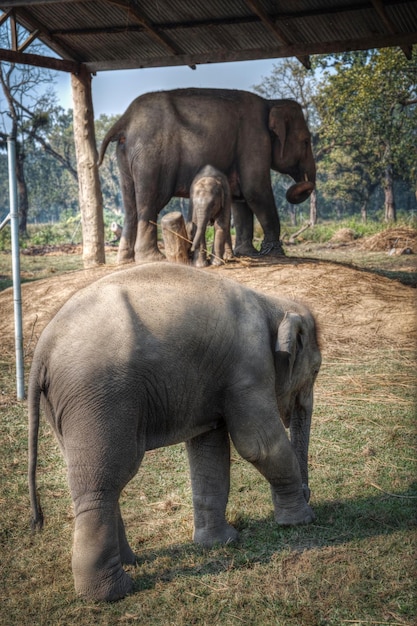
98;88;316;263
28;263;321;601
188;164;233;267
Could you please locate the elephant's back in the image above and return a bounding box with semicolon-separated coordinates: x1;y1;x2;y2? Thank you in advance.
43;263;264;349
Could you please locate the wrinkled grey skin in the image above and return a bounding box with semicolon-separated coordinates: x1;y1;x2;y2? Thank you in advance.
187;165;233;267
98;89;316;263
28;263;321;602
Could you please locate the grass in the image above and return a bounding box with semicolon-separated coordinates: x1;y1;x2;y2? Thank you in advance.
1;345;416;624
1;220;416;624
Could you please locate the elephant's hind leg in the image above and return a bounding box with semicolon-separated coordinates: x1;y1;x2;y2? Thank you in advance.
66;428;144;601
186;424;239;547
117;503;137;565
72;493;134;601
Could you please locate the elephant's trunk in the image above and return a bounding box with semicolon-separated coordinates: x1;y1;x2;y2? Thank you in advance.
286;180;315;205
289;403;312;502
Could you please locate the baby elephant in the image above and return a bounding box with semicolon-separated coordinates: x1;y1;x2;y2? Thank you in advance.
188;164;233;267
28;263;321;602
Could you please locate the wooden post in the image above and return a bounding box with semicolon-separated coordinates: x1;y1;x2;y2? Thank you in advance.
160;211;191;264
71;66;105;267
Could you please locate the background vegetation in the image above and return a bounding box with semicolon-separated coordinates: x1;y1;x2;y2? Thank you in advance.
0;34;416;234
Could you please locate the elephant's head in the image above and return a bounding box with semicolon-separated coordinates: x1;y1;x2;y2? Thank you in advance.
274;310;321;501
269;100;316;205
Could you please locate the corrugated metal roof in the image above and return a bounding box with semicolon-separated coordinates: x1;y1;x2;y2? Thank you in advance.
1;0;416;73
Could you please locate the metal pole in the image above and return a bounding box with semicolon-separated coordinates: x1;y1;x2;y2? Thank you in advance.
8;135;25;400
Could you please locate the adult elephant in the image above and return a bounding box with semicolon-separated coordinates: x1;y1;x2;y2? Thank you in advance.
98;89;316;263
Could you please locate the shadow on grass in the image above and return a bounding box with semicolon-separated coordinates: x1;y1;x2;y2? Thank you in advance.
129;488;417;593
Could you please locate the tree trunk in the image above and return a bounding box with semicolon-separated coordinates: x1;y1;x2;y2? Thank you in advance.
161;211;191;264
309;189;318;225
383;163;396;222
288;203;297;226
71;66;105;266
360;202;367;222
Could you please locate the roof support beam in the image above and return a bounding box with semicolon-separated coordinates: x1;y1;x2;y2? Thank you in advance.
0;47;81;72
84;33;417;72
244;0;311;69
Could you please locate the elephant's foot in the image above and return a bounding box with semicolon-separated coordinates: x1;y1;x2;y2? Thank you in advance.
272;491;315;526
75;563;134;602
275;504;315;526
134;248;166;264
233;242;260;257
117;248;135;265
194;256;209;268
259;240;286;257
193;522;239;548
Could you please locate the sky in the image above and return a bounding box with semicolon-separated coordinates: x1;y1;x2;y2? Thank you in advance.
55;58;278;117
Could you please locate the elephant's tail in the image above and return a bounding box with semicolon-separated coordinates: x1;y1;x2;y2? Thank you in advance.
97;118;126;166
28;364;44;531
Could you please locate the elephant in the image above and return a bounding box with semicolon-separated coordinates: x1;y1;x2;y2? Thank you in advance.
187;164;233;267
98;88;316;264
28;263;321;602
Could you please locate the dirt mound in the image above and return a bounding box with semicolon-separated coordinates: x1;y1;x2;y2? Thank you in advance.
360;227;417;252
0;257;415;365
329;228;356;244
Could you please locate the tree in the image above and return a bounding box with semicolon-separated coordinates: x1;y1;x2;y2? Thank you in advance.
25;106;79;223
0;20;79;234
95;114;123;217
315;48;417;222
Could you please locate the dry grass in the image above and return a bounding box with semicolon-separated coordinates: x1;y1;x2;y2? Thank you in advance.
360;227;417;252
0;251;416;625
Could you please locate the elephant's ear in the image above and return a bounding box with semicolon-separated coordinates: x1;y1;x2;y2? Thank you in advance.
274;312;304;390
269;106;287;159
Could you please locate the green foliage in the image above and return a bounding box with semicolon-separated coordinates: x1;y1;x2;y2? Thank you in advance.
1;48;416;234
0;225;11;251
255;50;417;222
96;114;124;218
314;48;417;220
283;218;384;244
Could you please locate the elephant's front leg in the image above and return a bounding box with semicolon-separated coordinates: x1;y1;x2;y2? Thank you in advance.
228;397;314;526
186;425;239;547
134;215;166;263
232;200;258;257
212;214;233;265
72;493;134;601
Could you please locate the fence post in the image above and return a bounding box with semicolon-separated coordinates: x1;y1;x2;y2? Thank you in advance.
8;135;25;400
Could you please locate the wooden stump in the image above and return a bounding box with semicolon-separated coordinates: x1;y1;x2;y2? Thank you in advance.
161;212;191;264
